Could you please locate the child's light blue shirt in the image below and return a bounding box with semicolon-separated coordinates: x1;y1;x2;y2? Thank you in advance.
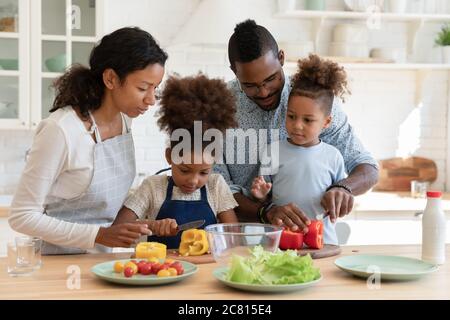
261;139;347;245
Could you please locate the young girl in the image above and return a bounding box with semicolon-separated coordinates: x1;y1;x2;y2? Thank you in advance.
114;74;239;248
251;54;353;245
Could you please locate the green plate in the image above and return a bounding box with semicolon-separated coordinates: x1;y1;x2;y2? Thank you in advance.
334;255;439;281
91;259;198;286
212;267;322;293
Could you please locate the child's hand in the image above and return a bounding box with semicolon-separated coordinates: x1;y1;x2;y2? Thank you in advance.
147;218;178;237
251;176;272;201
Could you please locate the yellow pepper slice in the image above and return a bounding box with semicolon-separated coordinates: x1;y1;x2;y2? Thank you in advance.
135;242;167;259
178;229;209;256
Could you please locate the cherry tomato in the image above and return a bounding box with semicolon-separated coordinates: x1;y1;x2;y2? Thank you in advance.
113;261;124;273
167;268;178;277
124;261;138;274
137;261;147;274
170;261;184;275
150;262;162;274
157;269;171;277
140;263;152;275
124;267;135;278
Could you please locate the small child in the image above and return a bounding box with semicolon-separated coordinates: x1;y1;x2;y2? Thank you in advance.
251;54;352;245
115;74;239;248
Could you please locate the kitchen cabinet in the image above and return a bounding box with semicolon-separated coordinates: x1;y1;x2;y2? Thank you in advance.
0;0;104;129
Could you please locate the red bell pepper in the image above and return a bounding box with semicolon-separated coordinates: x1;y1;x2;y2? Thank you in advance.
303;220;324;249
279;228;303;250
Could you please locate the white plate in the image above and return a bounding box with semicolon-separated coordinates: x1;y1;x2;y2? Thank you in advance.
91;259;198;286
212;267;322;293
334;255;439;281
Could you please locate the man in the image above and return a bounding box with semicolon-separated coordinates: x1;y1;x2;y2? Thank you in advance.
213;19;378;233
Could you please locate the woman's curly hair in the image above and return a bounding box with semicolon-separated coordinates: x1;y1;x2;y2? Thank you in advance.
290;54;350;115
158;74;237;135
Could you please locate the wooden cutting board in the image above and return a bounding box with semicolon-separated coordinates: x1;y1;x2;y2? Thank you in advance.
129;251;215;264
131;245;342;264
167;245;342;263
297;245;342;259
166;250;215;264
374;157;437;192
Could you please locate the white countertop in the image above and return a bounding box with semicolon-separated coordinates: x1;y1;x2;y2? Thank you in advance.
352;191;450;215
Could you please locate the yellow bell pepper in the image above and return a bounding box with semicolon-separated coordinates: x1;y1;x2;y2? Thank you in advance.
179;229;209;256
135;242;167;259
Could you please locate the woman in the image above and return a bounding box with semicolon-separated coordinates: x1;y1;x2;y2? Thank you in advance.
9;27;167;255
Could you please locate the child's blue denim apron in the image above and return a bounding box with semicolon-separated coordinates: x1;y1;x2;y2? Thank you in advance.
148;177;217;249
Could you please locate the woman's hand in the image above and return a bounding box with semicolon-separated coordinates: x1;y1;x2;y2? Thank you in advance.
320;188;354;223
146;219;178;237
251;176;272;201
266;203;311;233
95;221;151;248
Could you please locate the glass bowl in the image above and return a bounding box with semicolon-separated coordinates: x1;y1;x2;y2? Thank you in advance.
205;223;283;266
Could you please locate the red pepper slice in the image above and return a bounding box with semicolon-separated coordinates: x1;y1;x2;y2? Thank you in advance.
279;228;303;250
303;220;324;249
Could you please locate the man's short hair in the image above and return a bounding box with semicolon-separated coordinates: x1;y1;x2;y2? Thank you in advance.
228;19;279;70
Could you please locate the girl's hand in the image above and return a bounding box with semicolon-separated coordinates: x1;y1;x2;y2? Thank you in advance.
95;221;152;248
251;176;272;201
147;218;178;237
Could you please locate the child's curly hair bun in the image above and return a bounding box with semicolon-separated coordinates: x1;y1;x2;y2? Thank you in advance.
158;73;238;134
291;54;350;113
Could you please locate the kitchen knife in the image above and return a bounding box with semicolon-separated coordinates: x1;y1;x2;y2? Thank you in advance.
177;219;206;232
316;213;328;221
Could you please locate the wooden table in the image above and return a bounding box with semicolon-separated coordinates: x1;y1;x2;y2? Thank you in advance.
1;244;449;300
0;207;9;218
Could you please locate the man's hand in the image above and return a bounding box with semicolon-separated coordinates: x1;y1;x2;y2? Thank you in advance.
95;221;152;248
266;203;311;233
320;188;354;223
250;176;272;201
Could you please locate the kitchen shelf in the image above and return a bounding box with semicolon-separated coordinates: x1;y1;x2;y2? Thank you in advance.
274;10;450;22
0;32;19;39
41;72;63;78
41;35;97;43
274;10;450;56
0;70;20;76
285;61;450;71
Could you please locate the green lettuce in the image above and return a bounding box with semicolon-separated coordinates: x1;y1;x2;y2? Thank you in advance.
226;245;321;285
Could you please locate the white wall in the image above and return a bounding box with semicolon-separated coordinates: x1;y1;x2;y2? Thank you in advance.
0;0;449;194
